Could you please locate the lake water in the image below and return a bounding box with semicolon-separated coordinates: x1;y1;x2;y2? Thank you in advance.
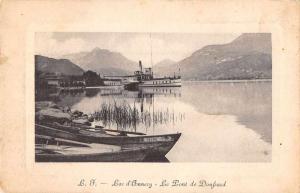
43;81;272;162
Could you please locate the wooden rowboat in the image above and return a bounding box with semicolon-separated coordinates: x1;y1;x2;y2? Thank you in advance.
77;131;181;157
35;123;181;157
35;135;150;162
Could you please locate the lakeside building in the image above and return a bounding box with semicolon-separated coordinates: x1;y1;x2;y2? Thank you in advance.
103;78;122;86
43;74;63;87
38;73;86;89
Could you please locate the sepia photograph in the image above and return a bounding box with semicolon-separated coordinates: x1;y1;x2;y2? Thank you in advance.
1;0;299;192
34;32;272;162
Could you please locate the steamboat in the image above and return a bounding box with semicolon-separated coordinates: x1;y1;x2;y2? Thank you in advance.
103;60;181;89
120;60;181;90
134;61;181;87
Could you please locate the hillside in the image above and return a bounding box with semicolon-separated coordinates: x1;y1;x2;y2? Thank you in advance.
154;59;176;68
35;55;84;76
63;48;138;76
154;33;272;80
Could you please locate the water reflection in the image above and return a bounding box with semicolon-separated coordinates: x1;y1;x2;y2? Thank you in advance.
181;81;272;143
88;87;184;132
36;81;272;162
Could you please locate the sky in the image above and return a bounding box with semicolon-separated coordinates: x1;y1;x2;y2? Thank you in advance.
35;32;241;67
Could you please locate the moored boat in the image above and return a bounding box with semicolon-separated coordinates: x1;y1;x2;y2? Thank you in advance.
35;135;150;162
135;61;181;87
138;77;181;87
35;123;181;157
101;60;182;89
77;131;181;157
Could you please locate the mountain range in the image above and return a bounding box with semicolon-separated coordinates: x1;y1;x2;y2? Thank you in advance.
35;55;84;76
62;48;138;76
36;33;272;80
154;59;177;68
154;33;272;80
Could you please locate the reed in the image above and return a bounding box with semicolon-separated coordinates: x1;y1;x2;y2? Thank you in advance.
92;100;185;130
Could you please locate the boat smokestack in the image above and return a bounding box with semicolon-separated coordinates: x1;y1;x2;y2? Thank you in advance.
139;60;143;72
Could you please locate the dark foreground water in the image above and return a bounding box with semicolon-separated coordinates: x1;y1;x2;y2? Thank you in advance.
38;80;272;162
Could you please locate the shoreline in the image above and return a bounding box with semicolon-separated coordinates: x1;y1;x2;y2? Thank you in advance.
183;79;272;83
86;85;124;89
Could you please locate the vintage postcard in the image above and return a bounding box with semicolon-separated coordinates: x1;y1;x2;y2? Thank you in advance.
0;0;299;193
34;32;271;162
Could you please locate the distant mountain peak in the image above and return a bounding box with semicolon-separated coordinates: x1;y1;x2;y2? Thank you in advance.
154;33;272;80
91;47;109;53
62;48;138;75
90;47;124;57
233;33;271;42
92;47;101;51
154;59;176;67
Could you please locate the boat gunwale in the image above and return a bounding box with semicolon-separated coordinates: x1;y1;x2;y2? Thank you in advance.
36;123;181;140
77;132;181;140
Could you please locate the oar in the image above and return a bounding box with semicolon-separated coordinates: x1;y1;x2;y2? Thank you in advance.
102;128;146;136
